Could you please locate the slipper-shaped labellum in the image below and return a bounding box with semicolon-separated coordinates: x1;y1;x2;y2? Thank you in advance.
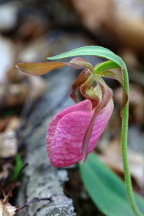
46;99;113;167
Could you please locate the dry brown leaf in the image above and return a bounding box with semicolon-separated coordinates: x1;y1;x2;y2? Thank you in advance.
0;131;17;158
0;37;16;83
70;0;114;31
28;76;47;100
5;117;20;132
6;67;27;84
114;84;144;125
0;3;18;32
0;200;16;216
0;83;29;108
17;15;47;41
0;163;12;182
0;76;47;109
0;117;20;133
0;117;12;133
99;138;144;192
18;37;52;62
70;0;144;51
16;62;66;76
119;49;141;69
112;0;144;50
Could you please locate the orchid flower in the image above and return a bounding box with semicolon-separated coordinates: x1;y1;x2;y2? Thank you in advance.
16;46;143;216
17;56;126;167
46;57;116;167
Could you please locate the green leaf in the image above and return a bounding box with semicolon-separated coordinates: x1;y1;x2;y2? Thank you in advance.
47;46;128;95
47;46;126;71
11;154;23;181
94;60;120;73
79;153;144;216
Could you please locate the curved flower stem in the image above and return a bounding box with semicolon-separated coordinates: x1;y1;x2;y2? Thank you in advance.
121;75;143;216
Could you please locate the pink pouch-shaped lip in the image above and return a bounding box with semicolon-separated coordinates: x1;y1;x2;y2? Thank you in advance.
46;99;113;167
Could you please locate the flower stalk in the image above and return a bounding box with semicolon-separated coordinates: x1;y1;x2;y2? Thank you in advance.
121;102;143;216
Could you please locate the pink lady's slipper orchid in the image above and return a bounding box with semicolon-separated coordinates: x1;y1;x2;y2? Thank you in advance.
16;53;127;168
46;99;113;167
16;44;142;216
45;57;117;167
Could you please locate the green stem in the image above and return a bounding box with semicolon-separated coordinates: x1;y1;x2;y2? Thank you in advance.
121;73;143;216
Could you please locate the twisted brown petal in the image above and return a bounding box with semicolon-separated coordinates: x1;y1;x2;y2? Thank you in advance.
81;77;113;162
71;69;91;102
66;57;93;70
16;62;66;76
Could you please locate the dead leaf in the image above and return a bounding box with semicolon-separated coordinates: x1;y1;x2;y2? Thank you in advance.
6;66;27;84
6;118;20;132
0;3;18;32
0;200;16;216
17;15;47;41
0;117;12;133
99;138;144;193
28;76;47;100
114;84;144;125
16;62;66;76
18;36;52;62
0;163;12;182
112;0;144;50
119;49;141;69
0;83;29;108
70;0;114;31
0;131;17;158
0;36;16;83
0;117;20;133
0;83;26;107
